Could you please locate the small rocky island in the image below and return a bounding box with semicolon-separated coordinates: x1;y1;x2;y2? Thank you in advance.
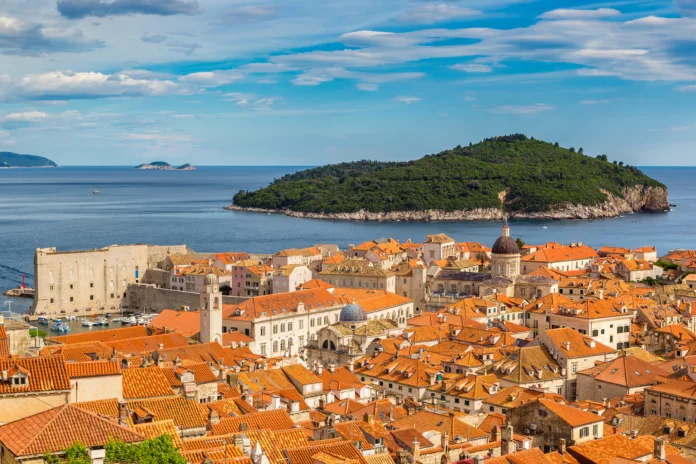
0;152;57;168
229;134;669;221
134;161;195;170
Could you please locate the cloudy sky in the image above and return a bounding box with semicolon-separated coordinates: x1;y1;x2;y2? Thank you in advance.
1;0;696;165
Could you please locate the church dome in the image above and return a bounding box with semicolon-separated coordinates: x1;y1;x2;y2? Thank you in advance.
205;273;219;286
492;222;520;255
339;301;367;323
492;236;520;255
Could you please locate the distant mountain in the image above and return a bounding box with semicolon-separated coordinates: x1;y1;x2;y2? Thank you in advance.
134;161;195;170
230;134;669;221
0;152;58;168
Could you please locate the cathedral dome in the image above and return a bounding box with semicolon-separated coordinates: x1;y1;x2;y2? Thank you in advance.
339;301;367;323
491;222;520;255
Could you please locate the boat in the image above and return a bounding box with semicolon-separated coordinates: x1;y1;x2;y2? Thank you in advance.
66;315;77;321
96;317;108;326
38;317;49;325
81;319;95;327
50;322;70;333
93;190;100;194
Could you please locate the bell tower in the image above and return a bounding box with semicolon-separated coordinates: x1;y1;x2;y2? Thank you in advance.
200;273;223;344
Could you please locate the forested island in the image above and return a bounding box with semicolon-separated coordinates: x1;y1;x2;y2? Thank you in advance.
135;161;195;170
0;152;57;168
229;135;669;221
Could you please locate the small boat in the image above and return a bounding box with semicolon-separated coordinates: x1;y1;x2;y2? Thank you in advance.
51;322;70;333
38;317;49;325
81;319;95;327
96;317;108;326
542;226;548;229
93;190;100;195
66;315;77;321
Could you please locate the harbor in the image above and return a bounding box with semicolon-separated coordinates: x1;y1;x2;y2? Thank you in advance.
34;312;159;336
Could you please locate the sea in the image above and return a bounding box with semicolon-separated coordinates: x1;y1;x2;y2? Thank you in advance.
1;166;695;315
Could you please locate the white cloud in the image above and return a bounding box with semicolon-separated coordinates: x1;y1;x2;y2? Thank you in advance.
491;103;556;114
392;96;421;104
0;15;103;56
0;71;178;101
463;92;476;101
222;92;282;110
356;83;379;91
1;111;49;129
180;71;245;87
216;5;278;25
676;84;696;92
540;8;621;20
670;123;696;131
0;130;15;146
451;63;493;73
398;4;481;24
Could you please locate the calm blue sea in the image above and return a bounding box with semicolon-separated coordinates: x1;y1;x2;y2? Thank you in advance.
1;166;695;313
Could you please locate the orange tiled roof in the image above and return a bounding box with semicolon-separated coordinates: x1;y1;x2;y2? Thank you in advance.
425;234;454;244
148;310;201;338
568;434;680;464
484;386;565;409
333;288;412;312
283;441;368;464
297;278;334;290
106;332;189;355
160;362;217;387
646;377;696;400
48;325;148;345
522;244;598;263
390;410;488;441
223;288;341;319
65;360;122;378
131;419;182;448
0;326;9;358
542;327;616;358
354;353;440;388
0;356;71;394
0;404;144;457
537;398;603;427
281;364;322;386
210;410;295;435
39;340;114;362
577;355;670;387
122;366;175;399
429;373;500;400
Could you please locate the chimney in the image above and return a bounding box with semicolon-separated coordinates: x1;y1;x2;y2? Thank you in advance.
317;364;323;376
158;343;164;350
655;438;666;461
328;363;336;374
89;449;106;464
490;424;499;442
233;433;244;448
364;413;374;424
473;456;485;464
348;361;354;372
598;289;604;300
208;409;220;427
412;439;420;461
118;400;128;426
270;394;281;410
319;398;326;410
240;422;249;432
631;430;638;440
559;438;567;455
396;449;410;464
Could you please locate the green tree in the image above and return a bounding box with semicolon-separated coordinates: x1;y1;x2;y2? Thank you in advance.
45;436;185;464
515;237;525;250
578;147;584;154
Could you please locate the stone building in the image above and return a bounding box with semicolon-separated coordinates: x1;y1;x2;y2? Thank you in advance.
32;244;188;317
305;301;402;367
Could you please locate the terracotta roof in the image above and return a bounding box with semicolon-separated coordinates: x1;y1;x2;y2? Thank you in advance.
39;340;114;362
389;410;488;441
333;420;389;451
212;252;250;265
122;366;175;399
148;310;201;338
349;399;407;422
484;386;565;409
536;398;603;427
322;398;365;417
237;369;295;392
354;353;440;388
153;342;243;369
568;434;680;464
224;288;341;320
75;396;206;430
425;234;455;244
577;355;670;387
542;328;616;358
0;356;71;394
297;278;334;290
65;360;123;378
48;326;148;345
210;410;295;435
0;326;9;358
521;244;598;263
429;373;500;400
319;259;393;278
160;362;217;387
275;247;321;257
281;364;322;386
0;405;143;457
646;377;696;400
283;441;368;464
106;332;189;356
131;419;182;448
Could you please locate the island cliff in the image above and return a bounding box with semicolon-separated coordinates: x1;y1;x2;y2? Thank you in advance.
0;152;57;168
135;161;195;170
228;135;669;221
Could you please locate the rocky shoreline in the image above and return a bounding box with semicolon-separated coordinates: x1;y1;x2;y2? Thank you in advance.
225;185;669;222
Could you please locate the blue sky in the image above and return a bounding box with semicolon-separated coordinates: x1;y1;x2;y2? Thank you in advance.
1;0;696;165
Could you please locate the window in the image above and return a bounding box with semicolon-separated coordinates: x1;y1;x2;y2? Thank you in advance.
324;316;329;325
465;400;470;406
572;363;578;374
90;295;94;300
260;327;266;336
579;427;589;438
90;282;94;288
280;323;285;332
260;344;266;355
69;284;74;290
592;329;599;337
280;340;286;351
299;320;304;329
50;285;54;291
310;319;315;327
50;298;54;303
299;336;304;347
110;293;114;298
288;322;293;331
273;341;278;352
69;296;74;302
593;424;598;436
273;325;278;334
